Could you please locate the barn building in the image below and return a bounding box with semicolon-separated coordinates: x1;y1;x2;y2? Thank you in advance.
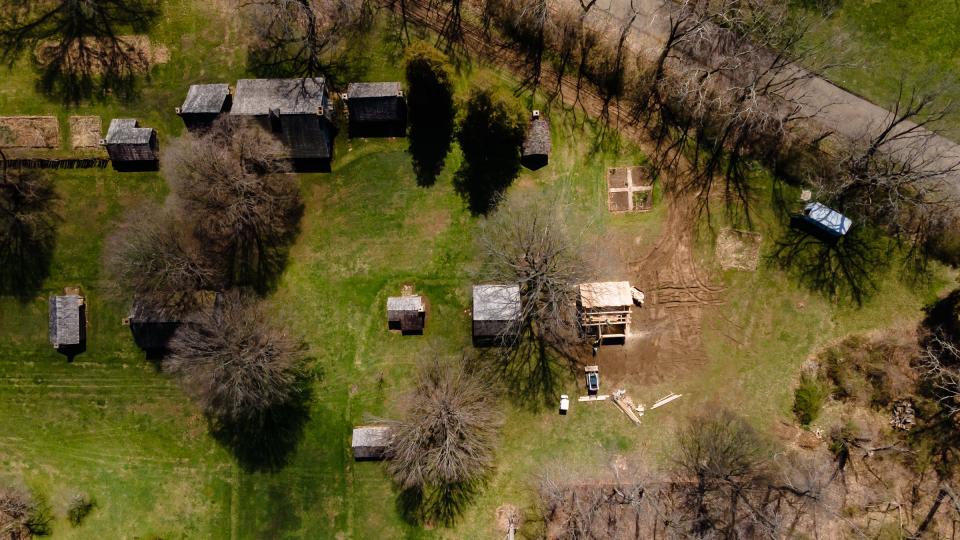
521;110;551;170
49;289;86;357
231;78;335;171
472;284;521;346
102;119;159;171
578;281;633;344
176;83;232;130
344;82;406;137
351;425;393;460
387;295;425;334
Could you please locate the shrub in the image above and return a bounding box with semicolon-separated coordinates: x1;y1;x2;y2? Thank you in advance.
793;374;830;425
67;493;95;526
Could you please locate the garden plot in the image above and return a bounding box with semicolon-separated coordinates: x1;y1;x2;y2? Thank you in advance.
716;228;762;271
607;166;653;212
70;116;102;149
0;116;60;148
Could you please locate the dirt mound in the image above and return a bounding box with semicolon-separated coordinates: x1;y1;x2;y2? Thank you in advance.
716;228;762;271
0;116;60;148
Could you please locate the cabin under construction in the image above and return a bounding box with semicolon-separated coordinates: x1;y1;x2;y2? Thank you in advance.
578;281;633;343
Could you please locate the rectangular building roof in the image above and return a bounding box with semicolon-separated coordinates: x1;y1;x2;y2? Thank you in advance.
347;82;402;99
49;295;83;347
105;119;154;145
351;425;392;448
523;117;551;156
232;78;327;116
387;295;424;313
473;284;521;322
802;202;852;237
180;83;231;114
579;282;633;309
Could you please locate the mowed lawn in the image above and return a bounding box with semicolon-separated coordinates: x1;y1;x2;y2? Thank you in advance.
0;1;956;539
802;0;960;135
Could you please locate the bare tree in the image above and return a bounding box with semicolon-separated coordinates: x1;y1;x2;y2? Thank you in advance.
165;116;304;293
104;204;218;317
164;292;306;423
244;0;372;82
0;486;49;537
479;197;587;353
385;358;502;490
812;79;960;266
0;168;59;299
0;0;160;102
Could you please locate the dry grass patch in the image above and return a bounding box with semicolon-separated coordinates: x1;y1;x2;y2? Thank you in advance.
0;116;60;148
35;35;169;74
716;228;762;271
69;116;102;149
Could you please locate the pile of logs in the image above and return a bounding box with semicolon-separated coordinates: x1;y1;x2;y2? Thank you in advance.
890;400;916;431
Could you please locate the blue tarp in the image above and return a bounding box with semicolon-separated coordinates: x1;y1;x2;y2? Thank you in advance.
801;202;852;237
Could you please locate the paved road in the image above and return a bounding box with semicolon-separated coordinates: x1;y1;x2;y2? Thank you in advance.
567;0;960;202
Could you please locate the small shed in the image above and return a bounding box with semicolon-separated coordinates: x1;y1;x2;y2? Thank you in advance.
102;119;159;171
344;82;406;137
387;295;425;334
351;425;393;460
472;284;521;346
521;110;551;170
578;281;632;343
49;291;86;351
799;202;852;239
177;83;232;130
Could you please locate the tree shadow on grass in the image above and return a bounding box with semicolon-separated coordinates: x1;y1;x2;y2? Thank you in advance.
396;482;478;527
769;217;890;307
230;200;305;297
481;329;579;411
209;383;313;473
0;229;56;301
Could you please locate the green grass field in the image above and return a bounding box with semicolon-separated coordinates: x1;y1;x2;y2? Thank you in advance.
1;2;956;538
802;0;960;135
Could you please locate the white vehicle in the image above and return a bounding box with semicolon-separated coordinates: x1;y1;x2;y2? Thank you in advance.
559;394;570;415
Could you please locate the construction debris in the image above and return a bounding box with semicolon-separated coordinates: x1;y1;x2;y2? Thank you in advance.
651;393;682;409
890;400;916;431
578;395;609;402
611;389;642;426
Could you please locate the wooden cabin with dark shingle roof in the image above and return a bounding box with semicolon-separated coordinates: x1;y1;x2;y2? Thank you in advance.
49;290;86;357
387;295;425;334
102;119;159;171
351;425;392;460
344;82;406;137
177;83;232;131
231;78;335;172
472;284;521;346
521;110;551;170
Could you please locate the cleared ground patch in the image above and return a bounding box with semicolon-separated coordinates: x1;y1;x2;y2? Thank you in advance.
0;116;60;148
69;116;102;149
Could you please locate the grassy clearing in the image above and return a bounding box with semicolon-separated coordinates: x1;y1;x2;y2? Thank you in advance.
0;2;955;538
801;0;960;135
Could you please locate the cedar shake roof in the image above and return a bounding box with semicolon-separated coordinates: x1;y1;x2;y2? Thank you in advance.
522;116;551;157
179;84;231;114
105;119;154;145
351;425;392;460
346;82;402;99
473;284;521;322
49;295;84;347
232;78;328;116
